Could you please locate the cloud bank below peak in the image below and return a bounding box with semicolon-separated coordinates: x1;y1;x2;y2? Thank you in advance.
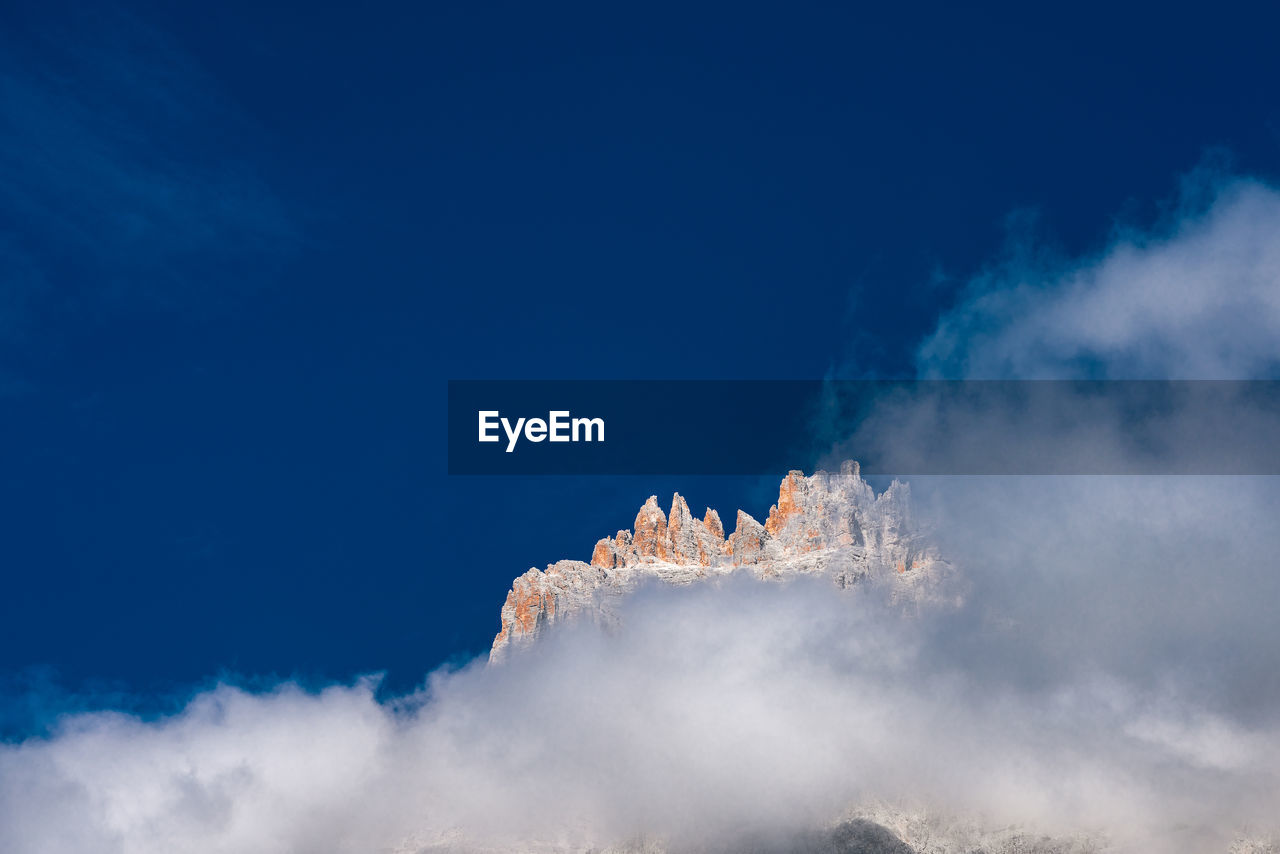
5;165;1280;854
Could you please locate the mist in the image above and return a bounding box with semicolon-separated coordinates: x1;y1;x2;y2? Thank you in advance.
5;537;1278;853
4;168;1280;853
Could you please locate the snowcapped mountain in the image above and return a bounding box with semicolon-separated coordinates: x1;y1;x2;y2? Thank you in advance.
490;462;946;661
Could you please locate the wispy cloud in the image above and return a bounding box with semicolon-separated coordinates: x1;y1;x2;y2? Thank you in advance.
4;165;1280;853
917;167;1280;380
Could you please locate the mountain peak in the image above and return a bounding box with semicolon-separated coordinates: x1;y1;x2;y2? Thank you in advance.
703;508;724;540
490;463;943;661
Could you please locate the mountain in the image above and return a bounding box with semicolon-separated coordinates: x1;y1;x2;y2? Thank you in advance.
489;462;946;661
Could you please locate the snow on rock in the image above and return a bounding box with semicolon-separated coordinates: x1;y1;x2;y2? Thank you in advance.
489;463;946;661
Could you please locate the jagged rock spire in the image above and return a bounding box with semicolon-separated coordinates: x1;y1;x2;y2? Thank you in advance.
703;508;724;541
491;463;943;661
632;496;668;559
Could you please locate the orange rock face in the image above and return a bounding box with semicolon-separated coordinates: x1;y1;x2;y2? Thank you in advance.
632;496;669;560
488;463;943;661
698;508;727;565
703;508;724;540
591;537;617;569
666;494;697;564
492;568;557;648
765;470;805;537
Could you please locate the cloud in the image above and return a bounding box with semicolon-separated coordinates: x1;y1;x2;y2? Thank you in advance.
917;170;1280;380
4;567;1280;853
6;165;1280;853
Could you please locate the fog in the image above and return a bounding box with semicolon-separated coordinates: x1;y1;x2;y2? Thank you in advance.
5;536;1278;852
917;168;1280;381
3;170;1279;853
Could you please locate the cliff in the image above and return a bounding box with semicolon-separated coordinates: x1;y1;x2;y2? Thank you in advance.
489;462;943;661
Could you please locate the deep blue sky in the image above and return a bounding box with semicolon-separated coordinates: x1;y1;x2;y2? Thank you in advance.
2;1;1279;720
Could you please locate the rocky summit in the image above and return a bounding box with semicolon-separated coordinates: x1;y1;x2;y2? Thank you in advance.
489;462;945;661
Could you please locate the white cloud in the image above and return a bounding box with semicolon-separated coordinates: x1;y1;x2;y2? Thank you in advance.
5;556;1280;853
7;167;1280;853
918;174;1280;380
